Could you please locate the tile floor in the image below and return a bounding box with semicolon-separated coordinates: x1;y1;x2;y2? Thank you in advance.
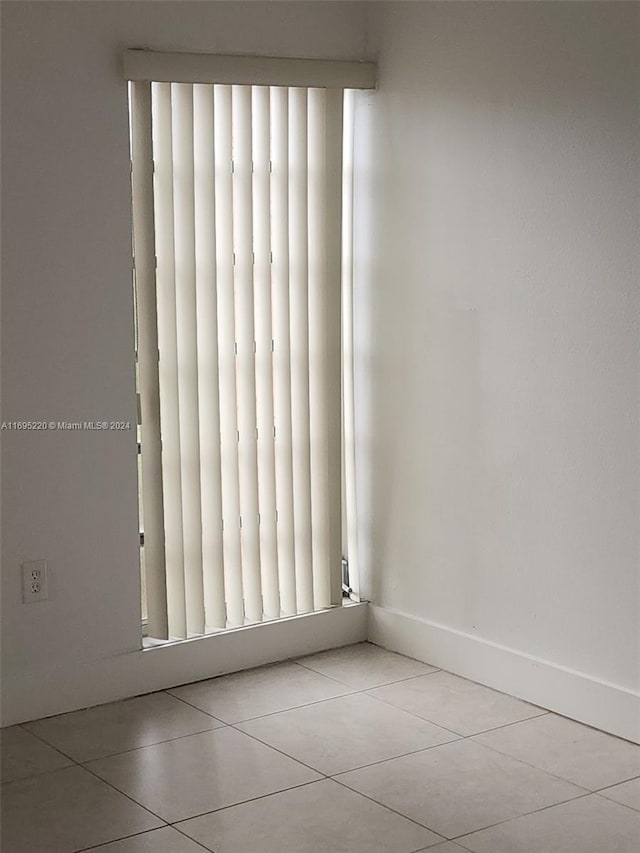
2;643;639;852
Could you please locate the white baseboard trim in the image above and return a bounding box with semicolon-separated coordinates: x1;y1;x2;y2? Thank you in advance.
368;605;640;744
1;602;368;726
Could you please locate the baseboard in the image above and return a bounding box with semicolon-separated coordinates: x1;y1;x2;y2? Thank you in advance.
368;605;640;744
1;602;368;726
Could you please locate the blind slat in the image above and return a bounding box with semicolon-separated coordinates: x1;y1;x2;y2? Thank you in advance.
342;90;360;598
288;88;314;614
232;85;263;624
324;88;345;607
270;87;297;617
130;81;168;640
307;88;331;609
252;86;280;620
172;83;205;636
194;83;227;630
214;84;244;626
152;82;187;640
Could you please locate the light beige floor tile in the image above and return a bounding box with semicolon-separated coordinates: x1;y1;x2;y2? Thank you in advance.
24;691;223;763
337;738;585;838
597;776;640;811
1;725;72;783
473;713;640;790
369;671;545;736
177;778;443;852
0;765;162;853
297;642;437;689
237;692;458;775
87;727;320;822
168;661;353;723
458;793;640;852
81;826;209;852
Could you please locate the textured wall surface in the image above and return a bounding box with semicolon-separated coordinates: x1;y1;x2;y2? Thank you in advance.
355;1;639;690
1;0;369;721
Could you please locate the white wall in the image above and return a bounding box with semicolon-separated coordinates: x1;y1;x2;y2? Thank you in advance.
356;1;640;739
1;0;369;724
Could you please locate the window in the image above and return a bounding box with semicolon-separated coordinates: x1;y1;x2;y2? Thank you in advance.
127;51;374;640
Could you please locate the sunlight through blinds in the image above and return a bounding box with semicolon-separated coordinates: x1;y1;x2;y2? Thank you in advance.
129;53;374;639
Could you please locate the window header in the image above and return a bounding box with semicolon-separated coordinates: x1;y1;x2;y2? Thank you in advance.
123;49;377;90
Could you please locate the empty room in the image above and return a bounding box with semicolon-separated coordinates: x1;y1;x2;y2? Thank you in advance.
1;1;639;851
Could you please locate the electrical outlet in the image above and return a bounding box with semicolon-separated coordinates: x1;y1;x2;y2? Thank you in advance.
21;560;48;603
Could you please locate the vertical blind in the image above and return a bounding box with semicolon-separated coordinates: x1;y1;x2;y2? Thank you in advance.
128;53;373;640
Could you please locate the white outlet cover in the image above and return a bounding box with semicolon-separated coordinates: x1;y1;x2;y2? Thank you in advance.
21;559;48;603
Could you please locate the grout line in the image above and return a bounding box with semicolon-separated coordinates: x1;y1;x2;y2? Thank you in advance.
329;774;449;841
163;658;297;693
162;654;357;696
355;692;467;738
79;759;169;825
539;709;640;747
165;690;235;720
340;770;594;845
76;724;228;765
227;720;332;778
362;683;548;737
404;666;551;713
595;773;640;794
11;726;83;769
461;736;600;792
170;822;220;852
447;839;481;852
7;733;173;844
291;658;374;687
365;640;445;671
74;826;173;853
1;725;74;786
0;770;91;795
592;789;640;814
21;719;228;768
460;710;550;737
220;691;371;724
328;739;464;777
25;723;171;828
73;717;349;774
1;763;75;788
171;778;324;827
450;789;597;844
166;685;362;724
84;725;228;767
294;657;442;689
